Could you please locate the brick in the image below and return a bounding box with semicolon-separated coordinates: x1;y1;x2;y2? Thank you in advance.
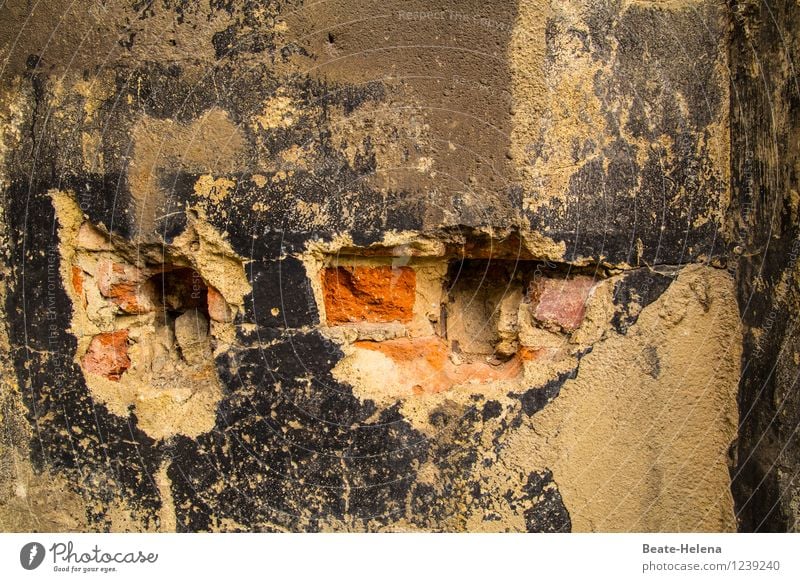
529;276;596;332
207;286;233;322
71;266;87;308
82;330;131;381
354;337;523;394
96;260;155;314
71;266;84;296
355;337;448;370
323;265;415;324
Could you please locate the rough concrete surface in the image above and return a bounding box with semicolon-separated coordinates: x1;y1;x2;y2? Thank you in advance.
0;0;796;532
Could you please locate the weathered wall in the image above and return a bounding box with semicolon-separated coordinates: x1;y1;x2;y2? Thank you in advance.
730;0;800;532
0;0;761;532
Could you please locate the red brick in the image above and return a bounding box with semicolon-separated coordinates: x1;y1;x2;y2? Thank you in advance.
355;337;448;371
71;266;87;308
323;266;416;324
82;330;131;381
207;286;233;322
354;337;523;394
96;260;154;314
529;276;596;332
71;266;83;296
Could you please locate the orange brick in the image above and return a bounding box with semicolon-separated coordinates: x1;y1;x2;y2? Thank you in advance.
207;286;233;322
71;266;83;296
96;260;154;314
72;265;87;307
355;337;448;370
82;330;131;381
323;265;416;324
355;337;523;395
71;266;88;308
529;276;596;332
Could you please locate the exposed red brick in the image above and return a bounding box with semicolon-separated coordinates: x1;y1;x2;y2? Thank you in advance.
354;337;523;394
71;266;87;308
82;330;131;381
356;336;447;370
71;266;83;296
528;276;596;332
207;286;232;322
96;260;154;314
323;265;416;324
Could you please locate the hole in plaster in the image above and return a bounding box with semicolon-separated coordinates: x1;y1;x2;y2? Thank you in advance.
316;240;606;401
148;267;210;319
54;190;249;440
444;258;526;361
443;258;601;362
145;266;214;369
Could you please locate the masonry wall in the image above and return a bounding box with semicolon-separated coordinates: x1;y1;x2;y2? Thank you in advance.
0;0;779;532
